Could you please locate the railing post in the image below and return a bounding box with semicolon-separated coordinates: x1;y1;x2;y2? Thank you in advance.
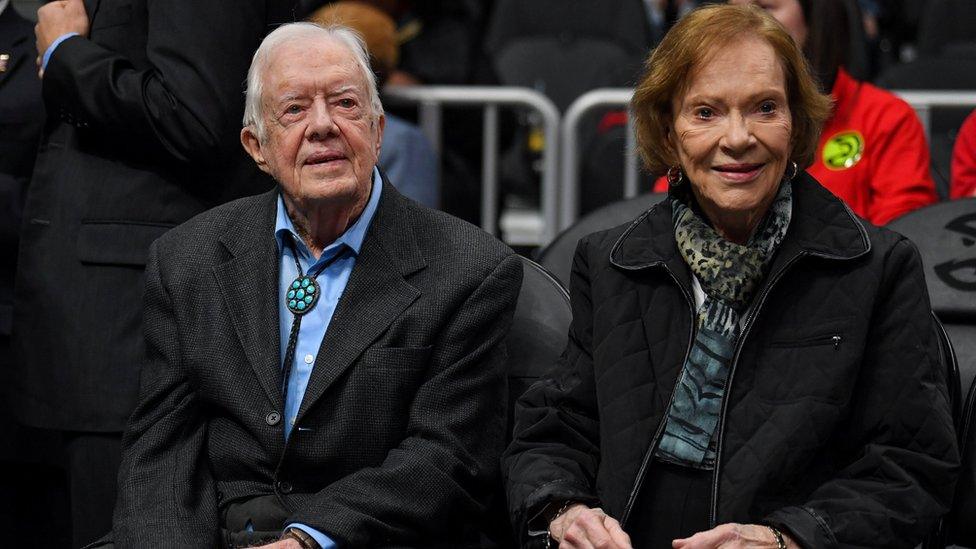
481;105;499;236
383;86;561;244
624;113;639;198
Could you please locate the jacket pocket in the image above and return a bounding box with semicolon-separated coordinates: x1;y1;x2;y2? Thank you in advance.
767;333;844;349
755;316;857;404
76;220;175;266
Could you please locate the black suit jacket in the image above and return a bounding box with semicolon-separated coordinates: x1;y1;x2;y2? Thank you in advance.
112;184;522;547
10;0;292;431
0;5;43;337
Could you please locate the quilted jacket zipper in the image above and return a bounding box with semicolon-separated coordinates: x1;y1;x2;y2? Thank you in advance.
708;251;809;526
620;263;696;526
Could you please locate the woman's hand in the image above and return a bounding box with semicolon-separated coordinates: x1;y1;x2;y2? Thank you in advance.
550;504;633;548
673;523;797;548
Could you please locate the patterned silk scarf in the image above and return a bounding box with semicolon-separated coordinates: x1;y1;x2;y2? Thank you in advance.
654;180;793;468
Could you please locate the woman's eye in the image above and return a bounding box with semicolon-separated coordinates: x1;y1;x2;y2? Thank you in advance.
695;107;714;120
759;101;776;114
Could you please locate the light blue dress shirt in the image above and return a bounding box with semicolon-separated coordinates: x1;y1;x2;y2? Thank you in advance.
274;168;383;549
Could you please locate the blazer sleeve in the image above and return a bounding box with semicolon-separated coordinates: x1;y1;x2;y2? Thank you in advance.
41;0;268;165
765;237;960;548
112;243;220;548
288;253;523;546
502;238;604;542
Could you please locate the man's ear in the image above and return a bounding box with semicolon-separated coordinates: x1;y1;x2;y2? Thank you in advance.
374;113;386;157
241;126;271;175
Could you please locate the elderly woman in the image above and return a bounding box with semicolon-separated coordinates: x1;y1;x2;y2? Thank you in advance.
504;4;958;548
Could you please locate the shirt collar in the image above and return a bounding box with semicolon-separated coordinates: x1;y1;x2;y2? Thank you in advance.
274;167;383;260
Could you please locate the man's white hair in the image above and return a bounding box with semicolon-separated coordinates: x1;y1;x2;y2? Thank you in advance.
242;22;384;141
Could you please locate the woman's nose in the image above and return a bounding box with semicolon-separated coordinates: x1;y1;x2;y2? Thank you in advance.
721;114;755;152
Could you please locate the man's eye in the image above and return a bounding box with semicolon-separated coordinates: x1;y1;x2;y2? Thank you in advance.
338;98;356;108
285;105;302;115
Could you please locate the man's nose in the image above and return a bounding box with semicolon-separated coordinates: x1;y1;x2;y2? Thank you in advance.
307;100;337;139
720;113;755;152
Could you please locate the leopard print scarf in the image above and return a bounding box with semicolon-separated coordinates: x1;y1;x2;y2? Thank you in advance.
655;179;792;468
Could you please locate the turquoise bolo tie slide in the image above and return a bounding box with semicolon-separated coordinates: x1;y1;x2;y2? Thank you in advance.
286;275;320;315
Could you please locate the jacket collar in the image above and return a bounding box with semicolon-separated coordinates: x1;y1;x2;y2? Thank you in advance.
610;171;871;273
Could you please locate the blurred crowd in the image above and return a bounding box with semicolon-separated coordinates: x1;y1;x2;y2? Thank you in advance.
1;0;975;547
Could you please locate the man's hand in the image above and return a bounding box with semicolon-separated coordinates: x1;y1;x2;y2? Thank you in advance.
252;539;303;549
35;0;90;75
673;523;798;549
549;504;633;549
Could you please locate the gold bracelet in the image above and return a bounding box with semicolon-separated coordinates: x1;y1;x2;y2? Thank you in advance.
767;525;787;549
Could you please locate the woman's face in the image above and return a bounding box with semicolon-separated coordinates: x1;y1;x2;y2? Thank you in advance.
730;0;808;47
668;35;793;228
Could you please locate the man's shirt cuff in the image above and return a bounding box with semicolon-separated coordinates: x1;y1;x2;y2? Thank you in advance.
286;523;337;548
42;32;80;72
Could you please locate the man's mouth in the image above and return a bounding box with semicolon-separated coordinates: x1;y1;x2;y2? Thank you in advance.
304;151;347;165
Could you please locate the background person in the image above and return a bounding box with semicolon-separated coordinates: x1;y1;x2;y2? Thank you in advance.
951;109;976;198
7;0;290;545
729;0;937;224
308;1;440;208
505;5;957;548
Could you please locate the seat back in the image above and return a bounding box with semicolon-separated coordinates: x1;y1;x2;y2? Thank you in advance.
537;193;666;287
915;0;976;56
887;199;976;547
950;380;976;545
484;0;649;111
483;256;571;547
505;256;572;436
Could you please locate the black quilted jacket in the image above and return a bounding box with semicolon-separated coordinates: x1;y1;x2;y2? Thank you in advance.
504;173;960;548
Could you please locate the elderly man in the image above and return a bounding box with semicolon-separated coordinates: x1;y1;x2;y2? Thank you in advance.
108;23;522;548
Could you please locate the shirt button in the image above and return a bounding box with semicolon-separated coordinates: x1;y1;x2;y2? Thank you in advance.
304;354;314;364
265;411;281;426
277;480;293;494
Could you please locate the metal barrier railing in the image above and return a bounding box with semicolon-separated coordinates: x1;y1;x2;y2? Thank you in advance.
559;89;634;231
559;88;976;230
894;91;976;137
383;86;561;243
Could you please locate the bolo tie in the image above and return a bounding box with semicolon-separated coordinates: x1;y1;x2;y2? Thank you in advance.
280;233;348;399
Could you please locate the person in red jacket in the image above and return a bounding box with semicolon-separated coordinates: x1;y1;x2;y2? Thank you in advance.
656;0;938;225
951;109;976;198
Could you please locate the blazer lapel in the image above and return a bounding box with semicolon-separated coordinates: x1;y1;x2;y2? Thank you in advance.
296;185;425;422
214;190;283;409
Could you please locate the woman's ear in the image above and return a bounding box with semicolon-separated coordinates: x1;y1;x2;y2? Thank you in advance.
663;124;678;164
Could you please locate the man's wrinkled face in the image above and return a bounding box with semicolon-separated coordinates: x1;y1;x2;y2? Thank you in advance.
244;38;384;210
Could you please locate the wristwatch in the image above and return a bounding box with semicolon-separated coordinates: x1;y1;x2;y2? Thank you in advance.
282;527;321;549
